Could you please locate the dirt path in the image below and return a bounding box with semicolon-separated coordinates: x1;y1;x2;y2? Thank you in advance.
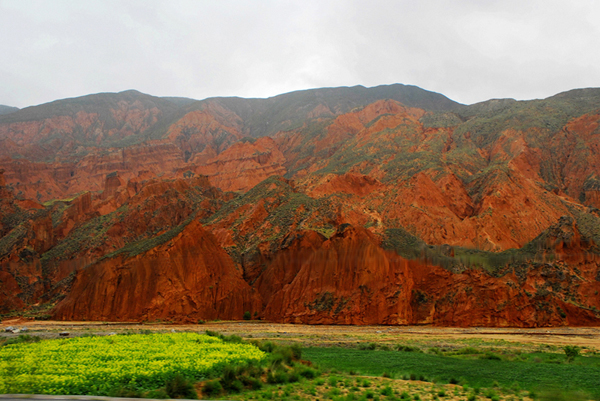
2;319;599;350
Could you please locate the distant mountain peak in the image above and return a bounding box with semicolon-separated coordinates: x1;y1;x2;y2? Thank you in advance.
0;104;19;116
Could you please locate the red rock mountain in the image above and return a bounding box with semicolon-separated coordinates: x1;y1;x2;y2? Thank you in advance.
1;85;600;326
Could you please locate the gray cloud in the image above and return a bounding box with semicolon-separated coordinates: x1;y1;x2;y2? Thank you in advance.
1;0;598;108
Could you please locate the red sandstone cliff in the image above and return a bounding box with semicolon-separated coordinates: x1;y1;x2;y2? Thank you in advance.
196;137;287;192
257;226;600;327
2;87;600;327
54;220;261;322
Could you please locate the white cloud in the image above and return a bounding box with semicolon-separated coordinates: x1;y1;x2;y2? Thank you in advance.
0;0;598;108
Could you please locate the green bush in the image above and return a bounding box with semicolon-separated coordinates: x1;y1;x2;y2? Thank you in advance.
1;334;41;347
479;352;502;360
380;386;393;396
396;344;421;352
243;311;251;320
259;341;275;353
145;389;168;399
297;367;315;379
241;376;262;390
202;379;223;397
221;334;243;343
228;379;244;393
220;365;238;390
290;344;302;360
564;345;581;360
288;371;300;383
269;371;289;384
165;374;197;399
268;353;286;371
277;347;296;364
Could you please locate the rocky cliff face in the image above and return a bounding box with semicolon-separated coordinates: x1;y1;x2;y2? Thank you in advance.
256;226;600;327
2;85;600;326
0;169;225;315
0;140;190;202
54;220;261;322
196;137;287;192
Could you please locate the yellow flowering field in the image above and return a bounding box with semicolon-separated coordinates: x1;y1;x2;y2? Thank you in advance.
0;332;265;395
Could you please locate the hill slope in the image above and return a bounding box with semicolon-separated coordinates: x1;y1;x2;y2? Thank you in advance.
1;84;600;327
0;105;18;116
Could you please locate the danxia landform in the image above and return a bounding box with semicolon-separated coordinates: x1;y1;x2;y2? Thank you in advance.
1;84;600;327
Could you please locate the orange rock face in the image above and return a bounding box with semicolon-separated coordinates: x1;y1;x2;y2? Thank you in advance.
307;173;384;198
2;87;600;327
257;226;600;327
0;141;189;202
196;137;287;192
0;169;226;314
54;221;261;322
166;102;244;159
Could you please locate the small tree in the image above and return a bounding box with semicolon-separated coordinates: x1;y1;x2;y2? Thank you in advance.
243;311;251;320
564;345;580;361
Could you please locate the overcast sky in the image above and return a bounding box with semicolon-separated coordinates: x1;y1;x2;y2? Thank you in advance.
1;0;599;108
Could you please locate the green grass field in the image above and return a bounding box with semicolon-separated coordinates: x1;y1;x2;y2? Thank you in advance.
304;347;600;399
2;329;599;400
